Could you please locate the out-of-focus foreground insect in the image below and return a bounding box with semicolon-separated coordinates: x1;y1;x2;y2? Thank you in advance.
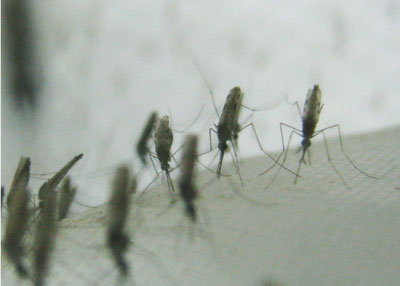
3;185;31;278
32;188;58;286
107;165;132;279
136;111;158;166
178;134;199;223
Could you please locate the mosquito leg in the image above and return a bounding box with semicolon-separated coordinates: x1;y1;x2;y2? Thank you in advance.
314;124;378;179
138;155;163;199
229;142;243;186
149;153;160;177
263;129;297;189
239;122;301;178
198;128;217;157
259;122;302;176
294;158;303;185
320;131;351;189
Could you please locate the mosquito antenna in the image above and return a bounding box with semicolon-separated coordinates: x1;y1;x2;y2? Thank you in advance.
170;104;205;133
189;56;220;119
241;94;285;112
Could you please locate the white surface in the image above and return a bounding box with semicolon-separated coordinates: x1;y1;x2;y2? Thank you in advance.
2;126;400;286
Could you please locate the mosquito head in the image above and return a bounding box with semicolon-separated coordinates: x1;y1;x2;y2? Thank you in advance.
218;141;228;153
161;162;170;172
185;203;197;223
155;115;170;131
301;138;311;150
230;86;242;96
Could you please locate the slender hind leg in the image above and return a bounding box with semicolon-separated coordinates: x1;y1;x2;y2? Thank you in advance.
238;122;300;178
314;124;378;179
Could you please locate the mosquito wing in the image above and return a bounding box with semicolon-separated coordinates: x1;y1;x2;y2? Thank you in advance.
302;84;322;125
219;87;242;131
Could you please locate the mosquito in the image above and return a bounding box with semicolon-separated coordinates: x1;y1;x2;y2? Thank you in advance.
144;115;181;195
6;156;30;208
136;111;158;166
3;185;30;278
200;85;299;185
37;153;83;211
260;84;377;187
57;177;77;220
190;60;299;185
32;188;58;286
178;134;199;223
107;165;132;279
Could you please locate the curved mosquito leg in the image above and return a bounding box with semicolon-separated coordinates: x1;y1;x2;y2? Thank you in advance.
198;128;217;157
240;122;301;178
320;130;351;189
263;129;297;189
170;104;205;134
170;152;180;169
259;122;302;176
315;124;378;179
148;153;160;176
138;154;162;199
294;157;304;185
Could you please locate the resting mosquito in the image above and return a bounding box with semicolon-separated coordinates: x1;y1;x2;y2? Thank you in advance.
260;84;377;188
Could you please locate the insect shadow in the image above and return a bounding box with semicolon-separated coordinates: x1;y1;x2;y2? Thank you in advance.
259;84;378;188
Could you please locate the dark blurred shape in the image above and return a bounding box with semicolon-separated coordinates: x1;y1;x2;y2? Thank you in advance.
2;0;40;110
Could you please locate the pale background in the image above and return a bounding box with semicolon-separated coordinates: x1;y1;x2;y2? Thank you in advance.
2;0;400;208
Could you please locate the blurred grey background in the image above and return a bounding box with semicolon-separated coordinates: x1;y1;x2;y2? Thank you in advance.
2;0;400;208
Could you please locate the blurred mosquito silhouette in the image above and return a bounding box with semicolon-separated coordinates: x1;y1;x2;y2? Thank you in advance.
178;134;199;223
107;165;132;280
136;111;158;166
260;84;378;187
3;185;30;278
